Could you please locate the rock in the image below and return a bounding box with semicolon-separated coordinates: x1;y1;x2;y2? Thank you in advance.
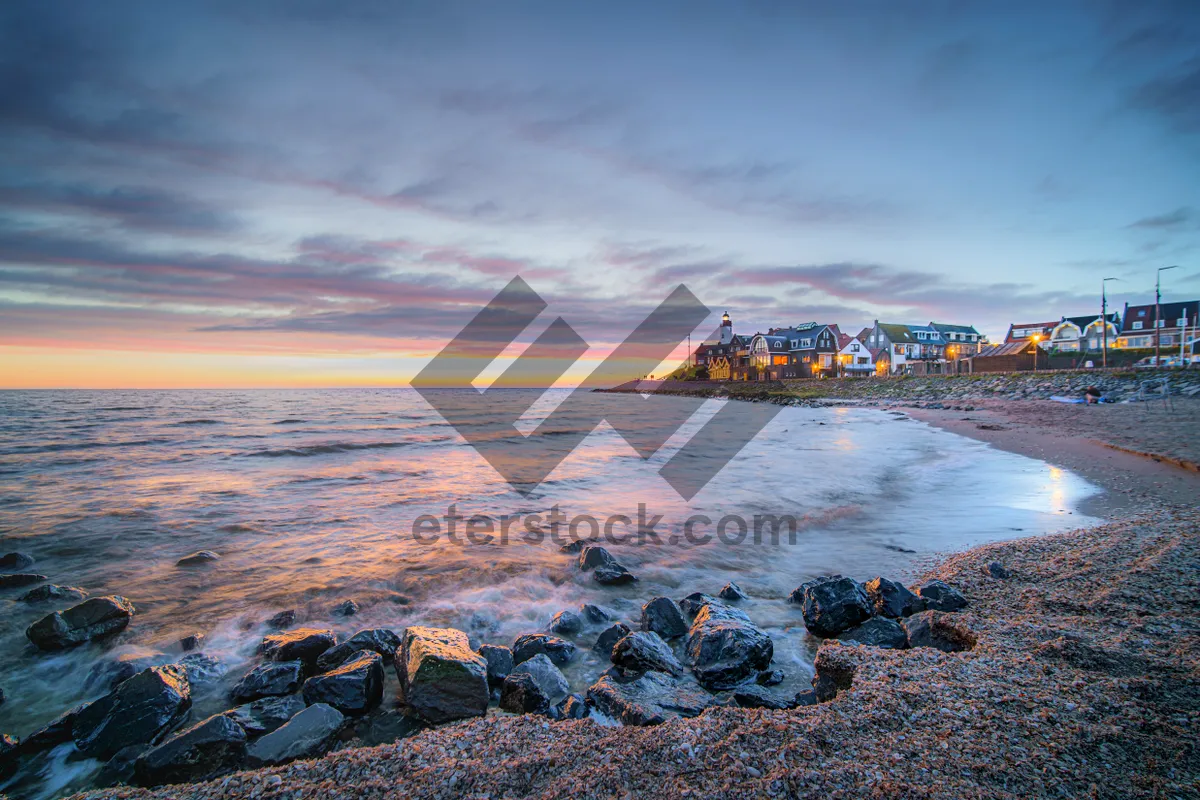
679;593;724;616
593;622;632;655
72;665;192;760
176;551;220;567
349;708;425;747
718;582;747;601
983;561;1011;579
177;653;227;686
557;693;589;720
134;714;247;787
260;627;336;666
793;689;818;706
548;609;583;635
612;630;684;677
302;650;384;715
836;617;908;649
903;610;977;652
266;609;296;630
731;685;792;710
246;703;344;767
18;584;88;603
811;645;857;702
178;633;205;652
86;648;170;692
578;545;617;571
560;537;603;554
863;576;922;618
499;673;551;715
915;580;968;611
509;653;569;701
396;626;489;724
27;596;136;650
18;704;86;756
756;669;784;686
792;575;872;637
580;603;612;623
0;573;47;588
0;734;17;779
586;671;716;726
684;603;773;690
594;565;637;585
477;644;514;687
0;552;34;570
512;633;576;667
223;695;306;737
315;629;401;672
640;596;688;639
230;660;306;703
95;744;147;788
333;599;359;617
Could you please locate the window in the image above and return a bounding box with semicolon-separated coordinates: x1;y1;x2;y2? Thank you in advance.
1138;309;1146;317
1156;320;1165;328
790;340;798;348
1178;318;1188;327
857;357;868;364
851;343;860;352
1132;321;1143;330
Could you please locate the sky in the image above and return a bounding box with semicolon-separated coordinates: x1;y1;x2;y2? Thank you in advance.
1;0;1199;388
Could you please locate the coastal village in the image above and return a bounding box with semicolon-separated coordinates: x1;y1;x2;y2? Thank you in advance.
690;298;1200;380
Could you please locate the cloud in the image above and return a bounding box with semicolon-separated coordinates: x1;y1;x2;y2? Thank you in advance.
1127;206;1196;230
0;183;239;234
1130;57;1200;134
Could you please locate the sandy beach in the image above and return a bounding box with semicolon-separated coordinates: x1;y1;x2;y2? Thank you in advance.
61;399;1200;800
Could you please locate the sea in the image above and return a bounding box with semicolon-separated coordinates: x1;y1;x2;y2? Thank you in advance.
0;388;1100;798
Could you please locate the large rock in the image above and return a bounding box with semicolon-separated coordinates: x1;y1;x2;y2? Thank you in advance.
640;597;688;639
0;573;46;589
0;734;17;779
586;671;716;726
477;644;514;687
915;580;968;612
266;609;296;630
577;545;618;571
95;744;147;788
560;537;603;554
557;693;589;720
260;627;336;666
26;596;136;650
593;622;631;655
718;582;748;601
792;575;872;637
509;653;568;701
86;648;170;692
579;546;636;584
18;704;86;756
579;603;613;624
499;673;552;715
548;609;583;635
512;633;576;667
684;603;773;690
863;577;922;618
594;565;637;585
811;644;857;702
72;665;192;760
246;703;344;767
177;653;227;686
223;695;306;737
731;685;793;710
679;593;724;616
20;584;88;603
612;631;684;677
315;628;401;672
903;611;976;652
0;552;34;570
230;661;305;703
396;627;489;724
302;650;384;716
835;617;908;649
176;551;220;567
134;714;247;787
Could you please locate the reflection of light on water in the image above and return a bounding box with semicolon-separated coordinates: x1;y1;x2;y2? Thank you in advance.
1049;466;1066;514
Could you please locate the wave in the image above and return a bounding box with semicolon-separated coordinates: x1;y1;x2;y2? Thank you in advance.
0;437;174;455
271;419;307;425
242;441;410;458
97;406;146;411
173;419;223;426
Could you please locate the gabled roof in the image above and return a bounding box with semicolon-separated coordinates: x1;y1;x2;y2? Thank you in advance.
752;333;791;351
836;333;854;350
786;324;837;351
1120;300;1199;333
908;324;947;344
929;322;980;335
877;323;915;343
1005;321;1056;343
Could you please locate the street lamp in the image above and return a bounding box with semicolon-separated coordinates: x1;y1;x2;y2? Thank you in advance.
1156;266;1179;367
1030;334;1040;371
1101;277;1120;368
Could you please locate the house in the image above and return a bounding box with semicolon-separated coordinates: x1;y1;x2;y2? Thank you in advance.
692;311;736;367
710;332;751;381
906;324;947;373
929;322;984;358
785;323;841;378
1116;300;1200;350
972;339;1039;373
747;331;794;380
862;321;917;374
1046;313;1121;353
838;333;875;376
1004;321;1056;344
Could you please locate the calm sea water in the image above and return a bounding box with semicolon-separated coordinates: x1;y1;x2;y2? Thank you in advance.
0;389;1098;797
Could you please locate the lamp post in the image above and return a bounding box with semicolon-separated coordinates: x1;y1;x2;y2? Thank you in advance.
1031;334;1040;371
1156;266;1179;367
1101;277;1119;368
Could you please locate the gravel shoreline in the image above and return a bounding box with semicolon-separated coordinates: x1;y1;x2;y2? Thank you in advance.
65;507;1200;800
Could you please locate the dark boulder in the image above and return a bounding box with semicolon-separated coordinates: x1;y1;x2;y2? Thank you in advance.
72;665;192;760
756;669;784;686
593;622;632;655
594;565;637;585
915;580;968;611
396;626;489;724
95;744;146;788
134;714;247;787
246;703;344;767
579;546;636;584
177;653;227;686
315;628;401;672
19;584;87;603
0;734;17;779
512;633;576;667
731;685;792;710
178;634;205;652
302;650;384;716
18;704;86;756
230;661;305;703
224;695;306;737
176;551;219;567
684;603;773;690
718;582;747;601
863;577;922;618
678;593;724;617
266;609;296;630
580;603;612;623
586;671;716;726
0;552;34;570
903;611;976;652
260;627;336;666
333;599;359;617
556;693;589;720
477;644;514;686
499;673;551;715
836;617;909;649
811;645;857;702
793;689;819;706
1;573;47;589
560;537;603;554
508;653;569;701
548;609;583;636
27;595;136;650
984;561;1010;579
86;649;169;692
612;631;683;677
792;576;872;637
578;545;617;571
640;596;688;639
